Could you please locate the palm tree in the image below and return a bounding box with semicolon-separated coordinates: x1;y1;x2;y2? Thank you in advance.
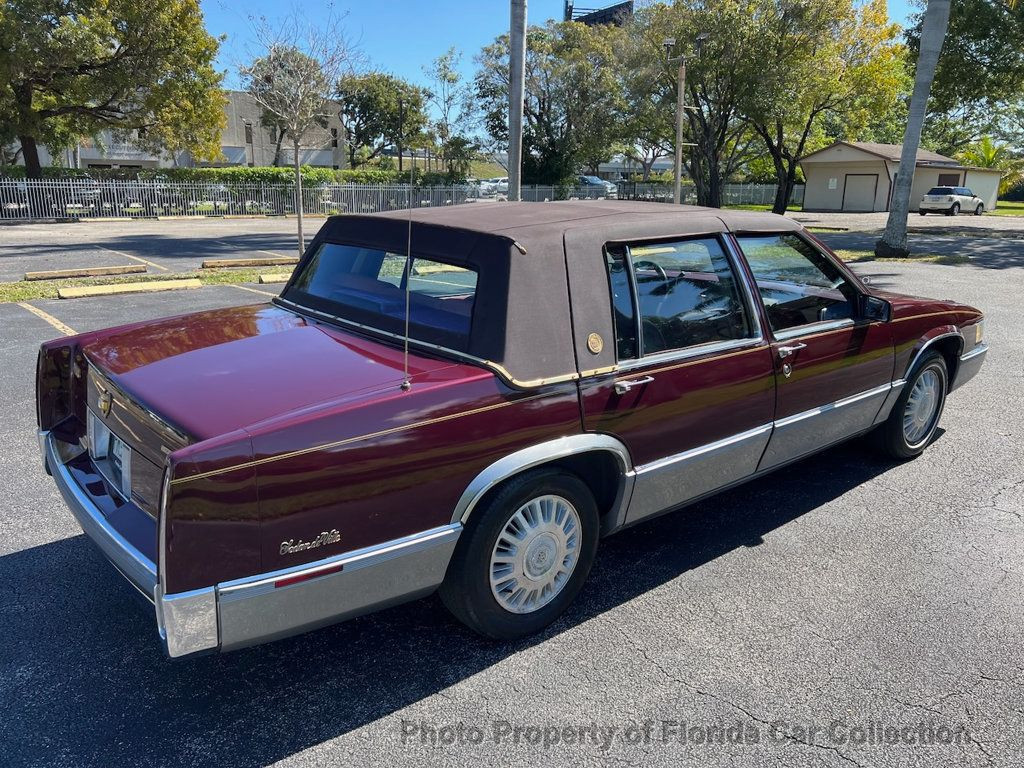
875;0;952;259
958;136;1024;196
877;0;1020;257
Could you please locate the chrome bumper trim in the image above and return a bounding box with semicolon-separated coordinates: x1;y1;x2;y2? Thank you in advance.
45;432;157;600
952;343;987;391
215;523;462;652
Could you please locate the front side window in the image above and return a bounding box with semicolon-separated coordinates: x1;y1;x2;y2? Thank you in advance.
736;234;857;333
285;242;477;349
605;237;753;360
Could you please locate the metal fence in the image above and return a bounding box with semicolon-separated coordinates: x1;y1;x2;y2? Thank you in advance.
0;178;803;221
0;179;474;220
616;181;805;207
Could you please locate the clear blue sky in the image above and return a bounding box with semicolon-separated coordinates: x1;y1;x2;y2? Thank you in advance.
203;0;918;89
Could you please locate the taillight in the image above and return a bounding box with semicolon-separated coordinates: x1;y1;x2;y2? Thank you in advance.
36;341;87;435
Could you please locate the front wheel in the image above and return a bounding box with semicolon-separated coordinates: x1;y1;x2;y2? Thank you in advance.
875;351;948;460
439;468;599;640
975;203;984;216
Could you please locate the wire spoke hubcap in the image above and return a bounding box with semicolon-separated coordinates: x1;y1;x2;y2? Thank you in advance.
490;494;581;614
903;369;941;445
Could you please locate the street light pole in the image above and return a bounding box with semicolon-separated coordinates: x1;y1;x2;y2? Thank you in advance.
508;0;527;202
673;55;685;205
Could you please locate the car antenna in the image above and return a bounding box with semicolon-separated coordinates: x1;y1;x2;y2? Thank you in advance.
401;161;414;392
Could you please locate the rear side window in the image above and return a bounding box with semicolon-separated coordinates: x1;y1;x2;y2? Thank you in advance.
286;242;477;349
736;234;857;333
605;237;753;359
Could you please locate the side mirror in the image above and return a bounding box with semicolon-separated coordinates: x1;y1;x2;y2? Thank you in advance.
861;295;891;322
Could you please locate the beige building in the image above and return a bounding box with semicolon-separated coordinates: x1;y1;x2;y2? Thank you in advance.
17;90;346;171
800;141;1002;213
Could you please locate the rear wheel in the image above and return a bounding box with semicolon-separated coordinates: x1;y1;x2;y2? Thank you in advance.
975;203;984;215
948;202;960;216
439;468;599;639
875;351;948;460
919;210;927;216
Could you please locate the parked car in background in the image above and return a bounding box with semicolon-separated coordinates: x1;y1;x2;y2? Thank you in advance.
919;186;985;216
577;175;618;199
37;201;986;658
489;177;509;195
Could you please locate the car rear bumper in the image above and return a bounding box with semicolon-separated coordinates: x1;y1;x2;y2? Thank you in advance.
44;431;460;658
918;201;956;211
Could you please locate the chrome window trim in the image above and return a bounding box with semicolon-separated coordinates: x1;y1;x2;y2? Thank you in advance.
634;423;773;475
615;336;767;373
609;233;765;369
450;434;633;524
772;318;856;342
218;523;462;596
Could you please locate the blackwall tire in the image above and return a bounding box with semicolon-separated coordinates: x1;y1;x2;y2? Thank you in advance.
439;468;599;640
875;351;948;460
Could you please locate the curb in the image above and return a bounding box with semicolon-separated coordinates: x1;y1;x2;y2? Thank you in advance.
57;278;202;300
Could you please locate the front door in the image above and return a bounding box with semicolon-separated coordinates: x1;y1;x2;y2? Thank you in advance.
733;233;894;471
579;234;776;526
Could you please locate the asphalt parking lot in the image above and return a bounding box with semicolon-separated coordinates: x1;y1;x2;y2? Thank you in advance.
1;217;1022;767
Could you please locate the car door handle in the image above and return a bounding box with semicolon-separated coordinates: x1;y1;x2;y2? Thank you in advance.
614;375;654;395
777;343;807;359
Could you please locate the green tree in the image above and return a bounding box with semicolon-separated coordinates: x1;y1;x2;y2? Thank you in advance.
0;0;224;178
740;0;907;213
422;48;478;178
241;11;355;256
337;72;428;170
910;0;1024;154
475;21;624;185
957;136;1023;195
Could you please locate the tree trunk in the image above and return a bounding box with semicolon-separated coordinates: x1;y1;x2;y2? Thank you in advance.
293;140;304;258
20;135;42;179
876;0;952;258
273;130;286;167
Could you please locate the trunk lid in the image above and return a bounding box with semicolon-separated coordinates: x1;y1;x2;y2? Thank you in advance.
81;303;458;442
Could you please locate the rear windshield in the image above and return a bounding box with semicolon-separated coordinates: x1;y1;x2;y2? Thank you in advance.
283;242;478;350
927;187;954;195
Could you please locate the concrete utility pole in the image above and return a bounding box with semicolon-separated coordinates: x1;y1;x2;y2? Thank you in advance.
508;0;527;202
673;55;685;205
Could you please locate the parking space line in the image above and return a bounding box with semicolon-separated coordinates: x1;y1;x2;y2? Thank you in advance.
215;240;291;259
226;284;277;298
17;302;77;336
96;245;169;272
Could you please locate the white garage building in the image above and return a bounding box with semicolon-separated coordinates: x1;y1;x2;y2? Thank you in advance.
800;141;1002;213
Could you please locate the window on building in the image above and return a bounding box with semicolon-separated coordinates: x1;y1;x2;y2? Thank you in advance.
331;128;339;148
244;123;254;145
937;173;960;186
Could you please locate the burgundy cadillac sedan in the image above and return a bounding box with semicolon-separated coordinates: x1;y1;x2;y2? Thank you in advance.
36;201;987;657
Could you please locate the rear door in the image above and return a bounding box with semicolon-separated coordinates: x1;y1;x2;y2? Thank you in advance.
577;233;776;526
733;232;894;470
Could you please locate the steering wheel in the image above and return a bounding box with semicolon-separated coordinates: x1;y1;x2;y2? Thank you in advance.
633;260;668;281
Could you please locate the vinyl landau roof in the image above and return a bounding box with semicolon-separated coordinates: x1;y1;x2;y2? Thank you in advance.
301;201;802;388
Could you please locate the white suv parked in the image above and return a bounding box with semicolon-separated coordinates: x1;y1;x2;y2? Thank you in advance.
919;186;985;216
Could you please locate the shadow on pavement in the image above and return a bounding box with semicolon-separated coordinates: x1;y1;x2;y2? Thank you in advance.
0;440;900;768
